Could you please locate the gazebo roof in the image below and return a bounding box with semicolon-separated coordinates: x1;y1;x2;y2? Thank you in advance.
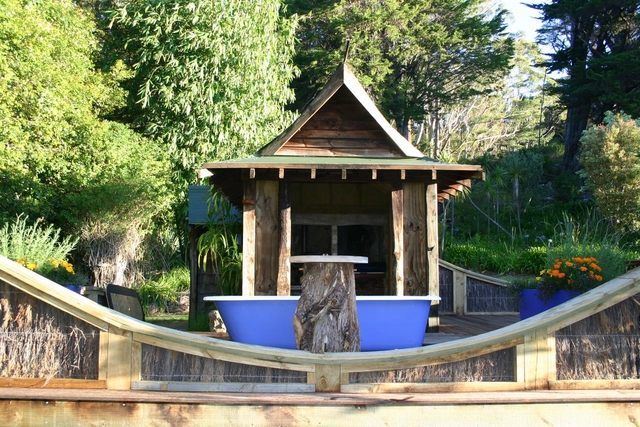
200;62;483;202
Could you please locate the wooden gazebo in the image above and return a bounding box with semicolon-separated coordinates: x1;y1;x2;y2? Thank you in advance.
200;63;482;325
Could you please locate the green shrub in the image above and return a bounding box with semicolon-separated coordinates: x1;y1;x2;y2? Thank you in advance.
546;244;628;282
137;267;190;313
580;112;640;233
0;215;77;271
511;246;547;274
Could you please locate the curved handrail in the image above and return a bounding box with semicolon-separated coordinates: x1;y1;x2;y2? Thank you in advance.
1;255;639;374
439;258;510;287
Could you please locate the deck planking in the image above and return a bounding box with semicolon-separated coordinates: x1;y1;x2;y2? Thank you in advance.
424;314;520;345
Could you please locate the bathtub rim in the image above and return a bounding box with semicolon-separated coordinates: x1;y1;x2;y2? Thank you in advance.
204;295;441;302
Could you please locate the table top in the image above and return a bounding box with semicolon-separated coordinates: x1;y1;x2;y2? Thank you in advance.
289;255;368;264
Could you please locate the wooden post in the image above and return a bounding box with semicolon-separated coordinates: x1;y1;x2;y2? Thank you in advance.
403;182;427;296
242;181;256;296
293;261;360;353
106;327;133;390
523;330;554;390
391;185;404;295
255;180;279;295
276;182;291;296
98;330;109;381
314;364;342;392
188;226;200;328
453;270;466;315
426;180;440;330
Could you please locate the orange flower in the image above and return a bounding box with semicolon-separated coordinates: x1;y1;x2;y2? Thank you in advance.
595;275;603;281
565;261;574;267
574;257;584;263
580;266;587;272
558;272;566;278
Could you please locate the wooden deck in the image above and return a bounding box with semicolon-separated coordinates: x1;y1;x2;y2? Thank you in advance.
2;388;640;426
424;314;520;345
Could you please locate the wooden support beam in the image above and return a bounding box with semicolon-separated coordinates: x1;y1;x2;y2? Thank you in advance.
371;169;377;180
426;181;440;330
523;331;554;390
400;169;406;180
106;327;133;391
310;168;316;179
242;181;256;296
390;185;404;295
341;169;347;180
249;168;256;179
403;182;427;296
98;330;108;381
431;169;437;181
277;182;291;296
314;364;342;392
278;168;285;179
452;270;466;315
255;180;279;295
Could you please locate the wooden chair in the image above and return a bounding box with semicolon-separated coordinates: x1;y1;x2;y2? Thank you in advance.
105;284;145;321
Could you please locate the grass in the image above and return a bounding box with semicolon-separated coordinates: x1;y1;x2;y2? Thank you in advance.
146;313;188;331
136;266;189;314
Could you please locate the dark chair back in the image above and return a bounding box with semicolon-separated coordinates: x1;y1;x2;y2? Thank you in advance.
105;283;145;321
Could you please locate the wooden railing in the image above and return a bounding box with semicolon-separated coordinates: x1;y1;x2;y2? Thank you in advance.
439;259;518;315
1;255;640;393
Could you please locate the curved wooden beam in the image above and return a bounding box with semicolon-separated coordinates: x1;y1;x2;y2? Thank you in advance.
1;256;639;374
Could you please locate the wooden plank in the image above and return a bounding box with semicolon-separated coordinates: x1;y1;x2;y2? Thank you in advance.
549;379;640;390
131;341;142;384
314;364;342;392
5;387;640;406
4;391;640;427
390;185;404;295
341;382;525;393
0;378;106;389
515;344;525;384
439;259;510;287
403;182;427;296
254;180;279;295
106;327;133;390
98;330;109;381
242;181;256;296
276;182;291;296
453;270;466;315
293;213;386;226
132;381;314;393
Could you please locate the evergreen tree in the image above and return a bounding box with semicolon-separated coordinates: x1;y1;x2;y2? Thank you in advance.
534;0;640;171
286;0;514;157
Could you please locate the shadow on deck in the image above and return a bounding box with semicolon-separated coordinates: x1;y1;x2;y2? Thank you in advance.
424;314;520;345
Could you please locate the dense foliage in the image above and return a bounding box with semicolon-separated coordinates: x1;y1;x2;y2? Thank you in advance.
111;0;298;182
580;113;640;234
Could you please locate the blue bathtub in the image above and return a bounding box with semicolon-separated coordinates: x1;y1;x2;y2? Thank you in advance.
204;296;439;351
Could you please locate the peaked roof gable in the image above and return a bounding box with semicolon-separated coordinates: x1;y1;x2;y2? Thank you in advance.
259;63;425;158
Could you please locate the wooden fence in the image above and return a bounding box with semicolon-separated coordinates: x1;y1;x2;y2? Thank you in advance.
1;255;639;393
439;260;518;315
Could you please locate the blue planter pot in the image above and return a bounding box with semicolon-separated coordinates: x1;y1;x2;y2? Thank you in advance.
64;284;82;294
519;289;581;320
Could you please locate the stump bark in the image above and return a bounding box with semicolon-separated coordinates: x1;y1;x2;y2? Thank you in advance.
293;262;360;353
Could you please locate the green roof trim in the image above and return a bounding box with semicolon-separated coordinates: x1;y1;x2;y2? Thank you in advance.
203;155;481;171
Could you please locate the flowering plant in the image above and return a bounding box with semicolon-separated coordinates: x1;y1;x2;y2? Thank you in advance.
15;257;76;283
536;256;604;298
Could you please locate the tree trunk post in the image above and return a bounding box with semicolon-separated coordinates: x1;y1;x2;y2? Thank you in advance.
291;256;365;353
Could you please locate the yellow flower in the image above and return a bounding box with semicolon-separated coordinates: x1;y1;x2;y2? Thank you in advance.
535;276;542;282
26;262;37;270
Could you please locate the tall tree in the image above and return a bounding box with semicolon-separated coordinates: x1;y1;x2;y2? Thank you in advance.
286;0;514;157
534;0;640;171
111;0;298;183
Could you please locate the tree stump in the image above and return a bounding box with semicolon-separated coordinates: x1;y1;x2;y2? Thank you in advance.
293;261;361;353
